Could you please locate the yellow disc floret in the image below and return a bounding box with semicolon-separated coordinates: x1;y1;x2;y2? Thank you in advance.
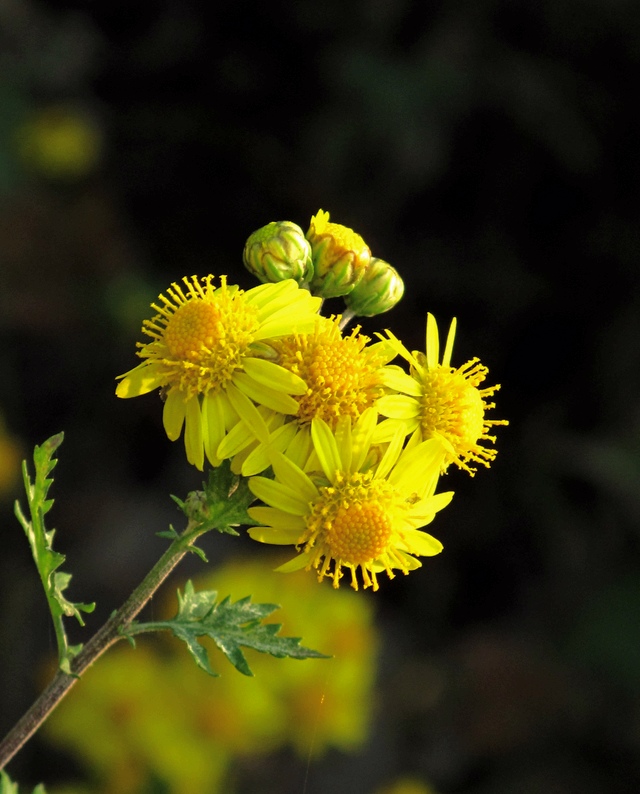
142;276;258;397
379;314;508;475
270;318;387;427
306;472;395;567
248;410;453;592
416;353;499;473
116;274;322;470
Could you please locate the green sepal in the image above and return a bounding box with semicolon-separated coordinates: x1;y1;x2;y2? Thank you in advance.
14;433;95;673
125;580;330;677
173;460;259;536
0;770;47;793
156;525;180;540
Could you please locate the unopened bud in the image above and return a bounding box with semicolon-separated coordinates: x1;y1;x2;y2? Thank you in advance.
343;257;404;316
306;209;371;298
243;221;314;285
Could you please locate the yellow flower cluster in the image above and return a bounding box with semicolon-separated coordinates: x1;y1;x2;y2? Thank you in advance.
44;558;378;793
116;211;507;591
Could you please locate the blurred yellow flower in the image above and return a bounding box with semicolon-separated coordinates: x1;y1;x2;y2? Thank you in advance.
197;556;379;756
377;313;508;474
16;105;102;180
248;408;453;591
43;645;229;794
116;275;321;469
44;556;378;792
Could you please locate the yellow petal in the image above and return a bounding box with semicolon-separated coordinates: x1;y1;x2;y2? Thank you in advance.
275;551;313;573
350;407;378;472
241;423;298;476
270;452;319;503
248;526;304;545
163;390;186;441
202;391;225;466
402;529;443;556
311;417;342;483
442;317;457;368
378;368;423;396
377;395;420;419
242;357;307;395
232;372;300;414
389;438;445;495
115;364;165;397
426;313;440;368
184;395;204;470
247;506;306;531
249;476;310;515
217;419;256;459
225;381;270;443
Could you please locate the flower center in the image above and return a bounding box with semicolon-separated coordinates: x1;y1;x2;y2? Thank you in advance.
142;276;260;397
420;366;485;450
163;300;222;361
271;320;384;426
304;472;395;566
326;501;392;564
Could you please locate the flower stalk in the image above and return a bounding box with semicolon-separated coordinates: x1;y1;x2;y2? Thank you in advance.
0;518;204;771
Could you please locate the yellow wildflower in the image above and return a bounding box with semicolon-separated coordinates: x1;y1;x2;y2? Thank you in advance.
248;408;453;591
116;275;321;470
235;316;397;476
377;313;508;475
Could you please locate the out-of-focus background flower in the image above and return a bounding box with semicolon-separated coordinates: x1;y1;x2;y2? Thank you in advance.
1;1;640;792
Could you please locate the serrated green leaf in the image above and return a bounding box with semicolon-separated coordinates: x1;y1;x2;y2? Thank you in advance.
14;434;95;672
126;580;330;676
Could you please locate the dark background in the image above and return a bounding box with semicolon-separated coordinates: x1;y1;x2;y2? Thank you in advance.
2;0;640;792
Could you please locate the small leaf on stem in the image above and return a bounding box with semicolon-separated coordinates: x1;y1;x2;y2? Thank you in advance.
125;580;330;676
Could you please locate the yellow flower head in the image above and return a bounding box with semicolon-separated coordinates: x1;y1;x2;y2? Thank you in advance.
116;275;321;470
306;209;371;298
378;313;508;475
235;316;398;477
248;408;453;591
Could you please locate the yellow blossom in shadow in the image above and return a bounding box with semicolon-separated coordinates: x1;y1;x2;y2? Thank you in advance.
248;408;453;591
235;316;398;477
44;556;379;792
116;275;321;470
377;313;508;474
42;645;230;794
16;105;102;180
194;555;379;756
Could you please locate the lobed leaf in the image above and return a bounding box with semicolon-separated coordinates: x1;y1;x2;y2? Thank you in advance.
14;434;95;673
126;580;330;676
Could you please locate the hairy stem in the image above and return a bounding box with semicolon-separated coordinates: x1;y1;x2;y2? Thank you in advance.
0;520;201;771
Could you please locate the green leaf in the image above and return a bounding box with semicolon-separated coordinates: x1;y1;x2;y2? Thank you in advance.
126;580;330;676
0;771;47;794
14;434;95;673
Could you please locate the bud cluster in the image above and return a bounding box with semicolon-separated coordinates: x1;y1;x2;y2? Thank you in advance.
243;209;404;317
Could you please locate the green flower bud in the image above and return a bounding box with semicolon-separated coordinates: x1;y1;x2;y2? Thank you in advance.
343;257;404;317
243;221;314;285
306;209;371;298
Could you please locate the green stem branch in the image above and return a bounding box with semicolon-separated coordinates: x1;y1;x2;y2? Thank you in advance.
0;520;203;771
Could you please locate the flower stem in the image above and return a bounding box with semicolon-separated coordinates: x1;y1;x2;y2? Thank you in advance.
0;520;202;771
